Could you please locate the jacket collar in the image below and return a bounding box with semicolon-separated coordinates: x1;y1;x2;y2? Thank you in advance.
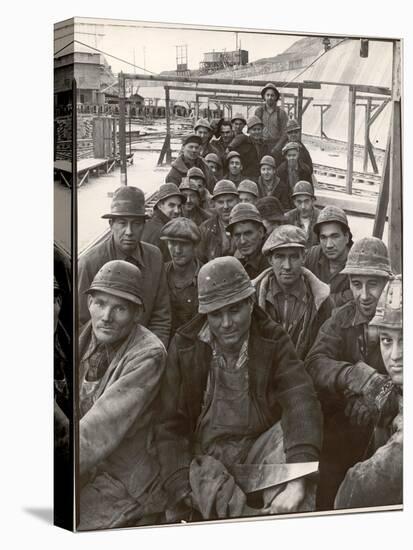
151;207;171;225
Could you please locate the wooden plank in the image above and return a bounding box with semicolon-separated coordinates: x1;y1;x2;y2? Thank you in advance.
346;86;356;194
296;85;304;138
373;133;391;238
165;86;172;164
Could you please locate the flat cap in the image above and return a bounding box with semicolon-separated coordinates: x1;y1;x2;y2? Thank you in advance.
194;118;212;132
238;179;259;197
179;178;200;195
154;183;186;207
102;185;148;219
182;133;202;146
286;118;301;132
205;152;223;167
260;155;276;168
212;179;239;199
227;203;264;232
256;197;285;222
231;112;247;124
261;83;280;100
292;180;315;198
282;141;301;154
262;224;307;255
187;166;206;180
247;116;264;130
160;217;201;244
226;150;242;162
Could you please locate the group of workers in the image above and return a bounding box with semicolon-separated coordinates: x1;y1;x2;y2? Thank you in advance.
54;83;403;530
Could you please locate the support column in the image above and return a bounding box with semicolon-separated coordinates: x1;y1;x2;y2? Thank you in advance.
118;71;127;185
296;85;303;140
346;86;356;194
363;97;372;172
165;86;172;164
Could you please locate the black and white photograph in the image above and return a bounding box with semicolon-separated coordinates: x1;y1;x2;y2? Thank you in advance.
53;16;403;532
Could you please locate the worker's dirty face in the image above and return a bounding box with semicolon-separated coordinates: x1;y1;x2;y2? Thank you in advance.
249;124;263;141
319;222;349;261
214;193;239;224
228;157;242;176
207;297;253;353
349;275;388;320
157;196;183;219
206;160;219;175
379;326;403;386
239;192;256;205
167;239;195;267
195;126;210;144
110;217;145;254
88;291;140;345
287;129;300;142
286;149;300;163
183;141;200;161
268;246;304;288
182;189;200;212
54;293;62;334
260;164;275;181
264;89;277;107
232;119;245;135
293;195;315;219
232;221;264;259
220;124;234;144
190;177;206;194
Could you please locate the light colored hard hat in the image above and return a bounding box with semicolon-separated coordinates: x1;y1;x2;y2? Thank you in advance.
86;260;144;307
370;275;402;329
262;224;307;255
341;237;392;278
227;203;264;233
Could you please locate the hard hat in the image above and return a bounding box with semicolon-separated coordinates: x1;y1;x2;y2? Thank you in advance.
313;205;350;235
282;141;301;154
160;217;201;244
198;256;255;314
370;275;402;329
194;118;212;132
260;155;276;168
227;203;264;233
262;224;307;255
154;183;186;208
247;116;264;130
205;153;222;167
260;83;280;101
286;118;301;132
187;166;206;180
238;179;259;198
226;150;242;162
86;260;144;307
231;112;247;124
212;179;239;199
292;180;315;199
182;133;202;146
179;178;201;195
341;237;392;278
102;186;148;219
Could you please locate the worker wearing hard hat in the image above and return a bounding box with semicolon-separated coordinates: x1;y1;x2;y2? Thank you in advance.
285;181;321;248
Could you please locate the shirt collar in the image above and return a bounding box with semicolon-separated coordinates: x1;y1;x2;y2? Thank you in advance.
268;273;308;303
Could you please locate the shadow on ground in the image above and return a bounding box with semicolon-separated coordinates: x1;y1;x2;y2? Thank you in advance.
23;507;53;524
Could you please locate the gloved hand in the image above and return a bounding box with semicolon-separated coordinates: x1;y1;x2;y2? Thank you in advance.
344;395;377;427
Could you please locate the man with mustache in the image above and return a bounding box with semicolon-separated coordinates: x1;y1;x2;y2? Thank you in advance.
334;275;403;509
198;180;239;263
156;256;322;522
305;237;393;510
78;260;167;529
253;225;332;359
78;186;171;347
254;83;288;154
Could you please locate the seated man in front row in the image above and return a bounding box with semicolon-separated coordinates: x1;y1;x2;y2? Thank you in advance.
78;260;167;530
156;256;322;522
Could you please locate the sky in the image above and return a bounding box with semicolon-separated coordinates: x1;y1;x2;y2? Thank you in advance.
56;17;302;75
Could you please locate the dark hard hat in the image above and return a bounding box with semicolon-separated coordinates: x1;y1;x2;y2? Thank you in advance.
292;180;315;199
154;183;186;208
256;197;285;222
194;118;212;132
212;179;239;199
86;260;144;307
238;179;259;197
205;152;223;167
282;141;301;154
226;150;242;162
182;133;202;146
179;178;200;195
187;166;206;180
247;116;264;130
198;256;255;314
231;112;247;124
341;237;392;278
260;155;276;168
313;205;350;235
261;83;280;100
370;275;402;329
227;203;264;233
102;186;148;219
286;118;301;132
160;217;201;244
262;224;307;255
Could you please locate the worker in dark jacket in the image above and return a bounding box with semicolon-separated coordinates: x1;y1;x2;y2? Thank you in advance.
156;257;322;522
187;166;214;212
238;179;259;205
166;134;216;193
335;276;402;510
228;116;273;180
142;183;186;262
225;150;244;187
285;181;321;248
253;225;332;359
194;118;217;158
304;206;353;308
210;119;234;166
256;196;286;238
205;152;224;180
256;155;293;210
284;118;313;174
198;180;239;263
231;112;247;136
305;237;393;510
78;186;171;347
254;83;288;154
161;218;203;338
227;203;269;279
277;142;313;194
179;178;211;226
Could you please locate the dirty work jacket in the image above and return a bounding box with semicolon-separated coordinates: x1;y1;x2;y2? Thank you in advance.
256;176;293;211
197;213;236;264
254;105;288;153
78;234;171;348
228;134;273;180
304;244;352;309
280;141;314;174
253;267;332;359
165;154;216;193
142;208;171;262
155;305;323;505
79;322;166;501
285;207;321;248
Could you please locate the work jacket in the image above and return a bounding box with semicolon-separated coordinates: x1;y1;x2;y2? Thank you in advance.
142;208;171;262
197;213;236;264
304;244;352;309
78;234;171;347
253;267;332;359
166;154;216;193
285;207;321;248
276;160;313;192
254;105;289;153
229;134;273;180
256;176;293;211
155;305;322;505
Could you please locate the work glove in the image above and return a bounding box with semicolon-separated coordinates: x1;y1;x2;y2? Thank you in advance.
344;395;376;427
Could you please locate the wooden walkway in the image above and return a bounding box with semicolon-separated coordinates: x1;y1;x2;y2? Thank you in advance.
54;157;118;188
